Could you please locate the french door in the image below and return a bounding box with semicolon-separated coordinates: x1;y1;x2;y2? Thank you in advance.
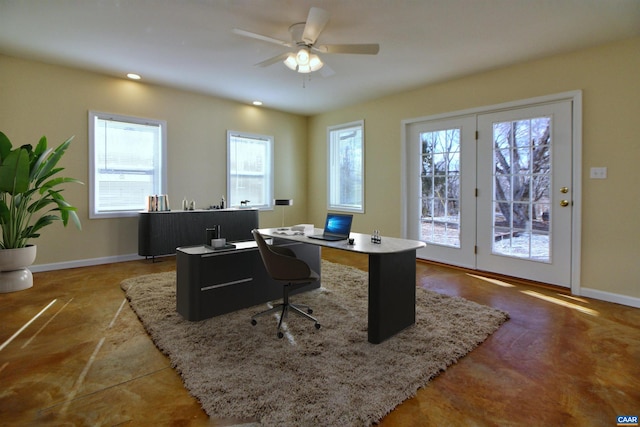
406;116;477;268
477;101;573;286
404;97;577;287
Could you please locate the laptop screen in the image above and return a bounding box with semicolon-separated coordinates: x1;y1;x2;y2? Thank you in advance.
324;213;353;236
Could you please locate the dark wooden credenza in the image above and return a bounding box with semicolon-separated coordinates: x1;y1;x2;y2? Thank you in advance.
138;209;259;259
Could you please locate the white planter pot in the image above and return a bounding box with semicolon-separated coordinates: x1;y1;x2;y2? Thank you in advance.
0;245;37;293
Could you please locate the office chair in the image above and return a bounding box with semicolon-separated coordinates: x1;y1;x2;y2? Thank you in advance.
251;229;321;338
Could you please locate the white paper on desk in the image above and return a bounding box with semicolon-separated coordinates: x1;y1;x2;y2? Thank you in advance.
291;224;314;233
273;230;296;235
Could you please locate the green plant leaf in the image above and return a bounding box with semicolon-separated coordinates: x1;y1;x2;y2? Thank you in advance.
0;131;11;161
68;208;81;231
0;199;8;222
0;148;30;194
33;137;72;183
27;195;53;214
30;148;53;183
27;214;60;237
39;176;83;193
34;136;47;157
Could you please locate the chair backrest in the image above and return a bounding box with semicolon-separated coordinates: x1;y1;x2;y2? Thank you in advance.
252;229;312;281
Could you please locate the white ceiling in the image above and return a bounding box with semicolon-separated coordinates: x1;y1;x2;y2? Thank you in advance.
1;1;638;115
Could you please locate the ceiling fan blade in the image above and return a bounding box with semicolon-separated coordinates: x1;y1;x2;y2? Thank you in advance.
302;7;330;45
315;43;380;55
319;62;336;78
254;52;290;67
233;28;292;48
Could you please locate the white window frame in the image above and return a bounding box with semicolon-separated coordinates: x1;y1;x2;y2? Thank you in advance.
327;120;365;213
88;111;167;219
226;130;274;210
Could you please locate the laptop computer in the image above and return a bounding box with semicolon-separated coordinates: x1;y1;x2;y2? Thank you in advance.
308;213;353;241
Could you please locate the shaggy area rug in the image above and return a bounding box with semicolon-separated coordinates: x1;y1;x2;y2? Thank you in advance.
121;260;509;426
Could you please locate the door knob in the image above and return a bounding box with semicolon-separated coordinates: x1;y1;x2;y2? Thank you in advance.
560;187;569;194
560;200;570;207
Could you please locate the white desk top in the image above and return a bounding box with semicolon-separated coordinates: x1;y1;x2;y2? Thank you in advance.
177;240;257;255
258;227;425;255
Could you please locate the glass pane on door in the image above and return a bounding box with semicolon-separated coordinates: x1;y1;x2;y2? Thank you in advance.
420;128;461;247
491;117;551;262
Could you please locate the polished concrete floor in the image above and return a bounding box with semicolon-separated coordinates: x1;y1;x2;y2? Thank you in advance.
1;248;638;426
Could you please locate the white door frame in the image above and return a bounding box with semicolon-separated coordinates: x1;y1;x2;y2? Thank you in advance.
401;90;582;295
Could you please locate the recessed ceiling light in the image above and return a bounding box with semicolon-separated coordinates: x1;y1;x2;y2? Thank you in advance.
252;101;263;106
127;73;141;80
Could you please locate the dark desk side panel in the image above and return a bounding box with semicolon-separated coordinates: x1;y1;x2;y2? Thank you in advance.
367;250;417;344
176;242;320;321
177;249;275;320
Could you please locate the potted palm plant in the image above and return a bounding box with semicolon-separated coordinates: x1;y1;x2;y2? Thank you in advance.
0;131;82;292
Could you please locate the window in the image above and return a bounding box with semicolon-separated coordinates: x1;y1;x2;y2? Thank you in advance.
227;131;273;210
328;120;364;213
420;128;461;247
89;112;166;218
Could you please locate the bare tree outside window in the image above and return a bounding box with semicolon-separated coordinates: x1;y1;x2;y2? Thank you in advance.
420;128;460;247
492;117;551;261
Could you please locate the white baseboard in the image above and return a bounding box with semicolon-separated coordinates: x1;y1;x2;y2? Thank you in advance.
579;287;640;309
30;253;147;273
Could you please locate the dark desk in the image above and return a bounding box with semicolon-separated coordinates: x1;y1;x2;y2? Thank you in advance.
176;240;320;321
259;228;425;344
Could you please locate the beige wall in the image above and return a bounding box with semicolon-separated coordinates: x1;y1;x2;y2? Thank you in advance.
0;55;309;265
308;37;640;299
2;37;638;301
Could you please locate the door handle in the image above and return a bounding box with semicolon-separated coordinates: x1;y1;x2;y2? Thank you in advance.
560;200;570;207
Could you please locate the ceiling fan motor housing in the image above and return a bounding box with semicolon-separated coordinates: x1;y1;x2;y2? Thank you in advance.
289;22;308;46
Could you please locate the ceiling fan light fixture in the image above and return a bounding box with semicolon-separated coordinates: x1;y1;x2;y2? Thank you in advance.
308;54;323;72
284;53;298;71
283;49;323;73
296;48;310;65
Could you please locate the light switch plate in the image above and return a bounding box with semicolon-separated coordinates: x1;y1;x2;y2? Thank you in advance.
590;167;607;179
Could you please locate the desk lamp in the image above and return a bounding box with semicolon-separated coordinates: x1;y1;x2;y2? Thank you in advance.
274;199;293;229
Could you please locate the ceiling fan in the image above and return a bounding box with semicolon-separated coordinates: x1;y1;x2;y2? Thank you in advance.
233;7;380;74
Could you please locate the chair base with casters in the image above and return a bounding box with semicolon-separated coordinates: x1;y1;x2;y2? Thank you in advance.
250;229;321;339
251;282;321;339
